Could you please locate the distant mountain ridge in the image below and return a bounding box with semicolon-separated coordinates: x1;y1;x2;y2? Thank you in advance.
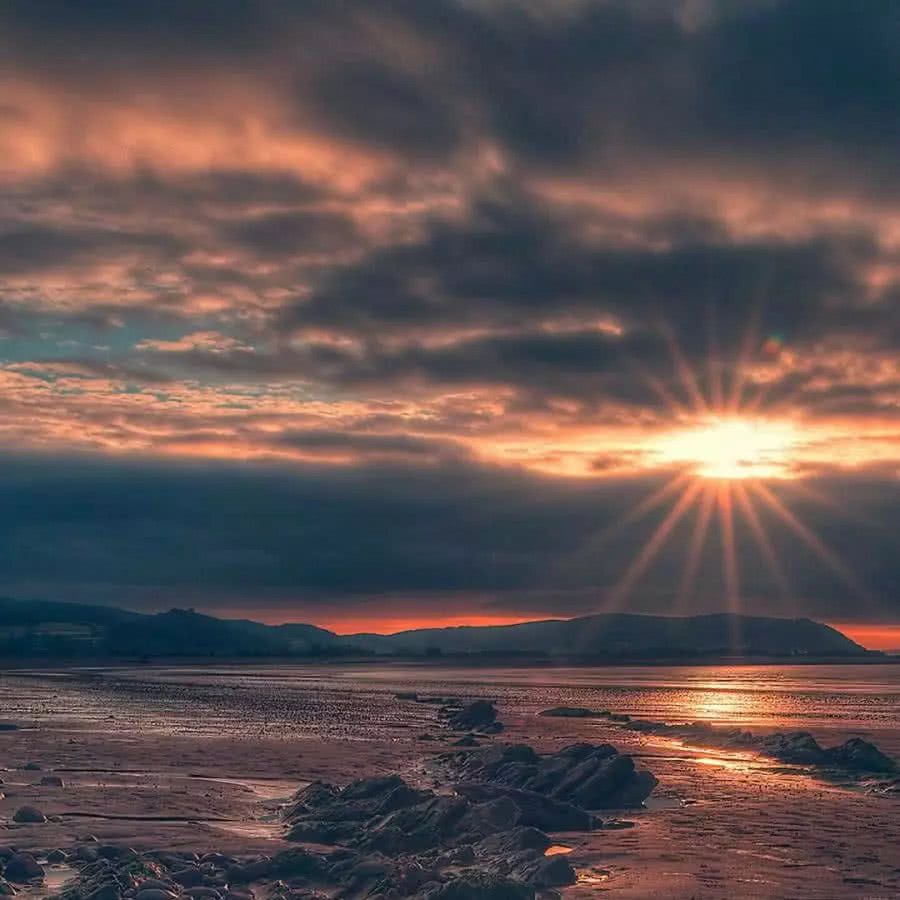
0;597;877;660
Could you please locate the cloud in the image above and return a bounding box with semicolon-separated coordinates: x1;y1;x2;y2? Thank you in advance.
0;0;899;622
0;454;897;626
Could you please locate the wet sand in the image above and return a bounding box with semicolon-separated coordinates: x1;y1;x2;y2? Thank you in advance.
2;664;900;898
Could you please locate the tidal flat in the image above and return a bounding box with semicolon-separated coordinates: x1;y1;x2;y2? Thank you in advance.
2;663;900;898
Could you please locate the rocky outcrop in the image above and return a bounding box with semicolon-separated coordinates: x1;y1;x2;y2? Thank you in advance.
620;716;897;774
3;853;44;883
442;700;500;732
280;769;581;895
441;741;658;810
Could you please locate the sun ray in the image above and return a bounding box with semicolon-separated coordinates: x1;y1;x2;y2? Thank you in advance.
717;482;743;650
626;357;689;421
659;320;710;415
607;479;703;609
675;482;716;614
706;302;725;411
717;482;740;608
733;482;793;606
577;471;693;559
779;479;879;529
750;481;872;602
726;274;769;414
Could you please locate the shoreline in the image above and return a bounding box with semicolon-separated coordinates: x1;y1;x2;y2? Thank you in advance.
2;653;897;671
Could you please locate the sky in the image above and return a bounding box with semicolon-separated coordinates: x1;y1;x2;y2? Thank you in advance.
1;0;899;644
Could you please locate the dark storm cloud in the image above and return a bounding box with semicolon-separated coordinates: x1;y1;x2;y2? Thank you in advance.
3;0;899;180
225;210;360;259
0;223;184;276
0;455;897;623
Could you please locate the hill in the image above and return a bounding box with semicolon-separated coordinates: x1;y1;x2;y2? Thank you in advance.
0;598;876;660
347;612;870;658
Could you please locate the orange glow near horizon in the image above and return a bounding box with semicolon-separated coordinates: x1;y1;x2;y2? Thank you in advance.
205;608;895;650
322;614;542;635
830;624;900;651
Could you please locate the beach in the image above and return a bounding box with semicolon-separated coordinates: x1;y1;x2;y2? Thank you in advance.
2;662;900;898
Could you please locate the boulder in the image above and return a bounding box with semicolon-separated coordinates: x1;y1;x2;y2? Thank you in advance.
538;708;602;718
46;850;68;864
135;890;177;900
474;827;551;856
0;879;15;896
455;784;591;832
508;853;576;888
11;806;46;824
423;872;534;899
172;868;203;887
759;732;826;765
3;853;44;883
825;738;897;773
447;701;498;732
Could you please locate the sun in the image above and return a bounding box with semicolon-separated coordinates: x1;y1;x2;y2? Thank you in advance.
585;314;873;634
651;416;798;479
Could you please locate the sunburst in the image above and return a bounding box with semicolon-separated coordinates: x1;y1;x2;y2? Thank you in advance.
600;320;874;634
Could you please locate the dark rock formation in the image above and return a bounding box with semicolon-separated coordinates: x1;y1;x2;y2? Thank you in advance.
444;700;498;731
3;853;43;883
620;716;897;774
538;707;608;718
442;742;657;810
280;767;581;894
12;805;47;824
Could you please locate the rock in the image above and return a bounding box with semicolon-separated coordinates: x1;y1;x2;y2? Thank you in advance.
172;868;203;887
270;848;325;877
136;891;177;900
0;879;15;896
453;735;480;747
475;827;551;856
3;853;44;883
46;849;68;863
424;872;534;899
446;701;498;731
39;776;64;787
450;741;656;810
225;858;272;883
11;806;46;824
21;763;41;771
509;853;576;889
0;723;18;731
759;732;826;765
603;819;637;829
455;784;591;832
76;846;100;862
538;707;599;718
825;738;897;773
137;880;175;893
86;884;122;900
0;850;14;862
342;774;408;801
185;889;221;900
395;692;418;701
480;722;505;735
